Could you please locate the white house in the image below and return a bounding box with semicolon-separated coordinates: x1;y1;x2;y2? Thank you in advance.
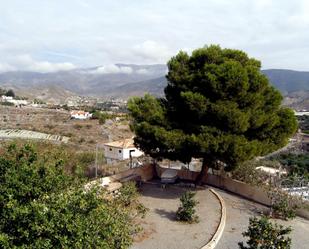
1;96;13;101
1;96;28;106
70;110;92;120
103;138;144;164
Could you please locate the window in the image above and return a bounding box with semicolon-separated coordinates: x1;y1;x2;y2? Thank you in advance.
119;150;122;153
109;148;112;151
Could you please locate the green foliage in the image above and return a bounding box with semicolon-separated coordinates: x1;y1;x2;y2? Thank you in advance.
176;191;199;223
5;89;15;97
116;181;139;206
114;182;148;218
0;102;14;106
232;160;265;185
232;159;281;185
33;98;46;104
239;216;292;249
128;45;297;176
269;189;298;220
0;143;142;249
92;111;115;125
297;115;309;133
276;153;309;180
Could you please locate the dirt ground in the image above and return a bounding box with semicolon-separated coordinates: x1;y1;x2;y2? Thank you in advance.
131;183;221;249
0;105;132;151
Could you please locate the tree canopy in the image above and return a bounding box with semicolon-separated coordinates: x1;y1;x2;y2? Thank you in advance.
0;143;143;248
128;45;297;180
5;89;15;97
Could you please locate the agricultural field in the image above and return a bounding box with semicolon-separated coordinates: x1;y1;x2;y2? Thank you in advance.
0;105;133;152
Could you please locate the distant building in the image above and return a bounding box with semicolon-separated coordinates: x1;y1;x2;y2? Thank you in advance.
70;110;92;120
1;96;13;101
103;138;143;164
1;96;28;106
256;166;287;177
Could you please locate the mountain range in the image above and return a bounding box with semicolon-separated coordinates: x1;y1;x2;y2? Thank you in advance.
0;64;308;108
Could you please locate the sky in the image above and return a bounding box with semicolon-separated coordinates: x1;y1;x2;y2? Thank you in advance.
1;0;309;73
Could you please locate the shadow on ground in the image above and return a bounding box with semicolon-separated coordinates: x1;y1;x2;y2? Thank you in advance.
154;208;177;221
139;181;205;200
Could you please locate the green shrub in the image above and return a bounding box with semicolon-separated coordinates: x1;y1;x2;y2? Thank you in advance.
116;181;139;206
276;153;309;180
0;102;14;106
92;111;116;125
269;190;298;220
176;191;199;223
0;143;143;249
239;216;292;249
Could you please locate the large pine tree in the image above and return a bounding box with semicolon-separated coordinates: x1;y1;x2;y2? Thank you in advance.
128;45;297;183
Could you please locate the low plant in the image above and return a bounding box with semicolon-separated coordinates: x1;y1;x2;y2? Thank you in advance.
268;188;298;220
176;191;199;223
239;216;292;249
0;102;14;106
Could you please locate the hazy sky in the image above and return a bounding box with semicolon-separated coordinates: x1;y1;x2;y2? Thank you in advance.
1;0;309;72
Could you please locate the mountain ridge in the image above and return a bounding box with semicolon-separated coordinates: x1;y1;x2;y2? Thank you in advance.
0;65;308;108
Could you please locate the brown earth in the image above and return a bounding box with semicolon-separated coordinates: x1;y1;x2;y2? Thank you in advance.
0;105;133;152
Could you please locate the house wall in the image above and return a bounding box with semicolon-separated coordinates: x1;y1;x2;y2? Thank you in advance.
104;146;123;160
123;148;144;159
104;145;143;162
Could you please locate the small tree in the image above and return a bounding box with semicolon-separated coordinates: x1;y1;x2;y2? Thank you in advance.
5;89;15;97
176;191;199;223
268;189;298;220
239;216;292;249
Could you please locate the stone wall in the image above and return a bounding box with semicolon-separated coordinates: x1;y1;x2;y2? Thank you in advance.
157;165;309;219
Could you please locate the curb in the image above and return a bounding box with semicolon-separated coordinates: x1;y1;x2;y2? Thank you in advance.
201;188;226;249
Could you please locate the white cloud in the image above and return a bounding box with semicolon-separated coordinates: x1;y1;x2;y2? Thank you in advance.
91;64;133;74
136;68;149;74
0;63;15;73
132;41;174;63
13;54;76;73
1;0;309;70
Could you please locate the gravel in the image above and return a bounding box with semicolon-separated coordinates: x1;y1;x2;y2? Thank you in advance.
131;183;221;249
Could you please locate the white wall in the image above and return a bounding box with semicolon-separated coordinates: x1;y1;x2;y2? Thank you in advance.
123;148;143;159
104;145;144;164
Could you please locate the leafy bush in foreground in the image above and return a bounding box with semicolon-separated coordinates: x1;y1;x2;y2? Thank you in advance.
0;143;143;249
239;216;292;249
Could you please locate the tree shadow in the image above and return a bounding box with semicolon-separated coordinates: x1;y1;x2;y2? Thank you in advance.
139;182;186;199
139;181;203;200
154;208;176;221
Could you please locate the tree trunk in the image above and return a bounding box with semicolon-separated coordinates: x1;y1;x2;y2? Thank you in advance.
195;158;209;185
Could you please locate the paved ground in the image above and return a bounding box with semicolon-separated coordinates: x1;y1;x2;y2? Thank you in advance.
215;188;309;249
131;183;221;249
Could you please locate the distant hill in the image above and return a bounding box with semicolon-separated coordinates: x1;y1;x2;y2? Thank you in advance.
114;69;309;98
0;64;167;97
0;66;308;105
262;69;309;94
105;76;166;98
